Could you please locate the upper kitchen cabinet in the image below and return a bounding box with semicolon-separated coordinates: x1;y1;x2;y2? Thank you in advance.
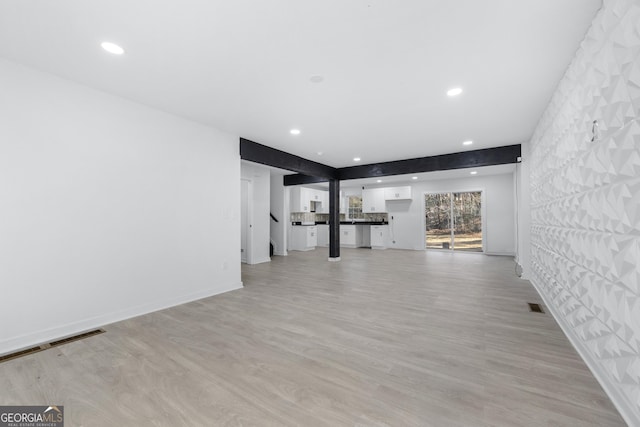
290;186;312;212
362;188;386;213
384;186;412;201
308;188;329;213
309;189;322;202
290;187;329;213
316;189;329;213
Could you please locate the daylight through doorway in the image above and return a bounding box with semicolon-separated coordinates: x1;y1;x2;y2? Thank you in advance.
425;191;482;252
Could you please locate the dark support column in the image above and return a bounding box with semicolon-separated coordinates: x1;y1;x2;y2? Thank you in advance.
328;179;340;261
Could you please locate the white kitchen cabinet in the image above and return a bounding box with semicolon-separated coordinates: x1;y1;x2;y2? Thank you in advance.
309;189;321;213
371;225;389;249
384;186;412;200
290;226;317;251
309;189;322;202
291;187;330;213
319;190;342;214
316;190;329;213
362;188;386;213
317;224;329;247
340;225;356;247
290;187;311;212
340;224;367;248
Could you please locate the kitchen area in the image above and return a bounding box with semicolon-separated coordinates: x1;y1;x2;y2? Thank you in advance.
247;161;514;264
288;185;412;252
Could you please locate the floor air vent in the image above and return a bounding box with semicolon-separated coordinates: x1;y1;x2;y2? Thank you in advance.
49;329;105;347
0;329;105;364
528;303;544;313
0;346;46;363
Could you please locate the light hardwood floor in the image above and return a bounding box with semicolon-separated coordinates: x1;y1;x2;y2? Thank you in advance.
0;249;627;426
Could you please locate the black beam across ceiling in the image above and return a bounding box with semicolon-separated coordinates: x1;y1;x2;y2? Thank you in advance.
240;138;521;186
338;144;522;181
240;138;337;180
282;144;521;185
282;174;330;186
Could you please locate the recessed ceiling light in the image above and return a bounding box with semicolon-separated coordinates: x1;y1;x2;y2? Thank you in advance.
376;180;382;183
447;87;463;97
470;171;478;175
463;140;473;146
290;129;301;135
412;176;418;180
101;41;125;55
317;151;323;156
353;157;361;162
310;75;324;83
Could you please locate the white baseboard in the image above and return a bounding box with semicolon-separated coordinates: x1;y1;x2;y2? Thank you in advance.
274;250;288;256
530;278;639;427
0;281;243;356
484;251;515;256
250;257;271;264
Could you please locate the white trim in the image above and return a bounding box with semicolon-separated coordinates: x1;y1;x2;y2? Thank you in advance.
250;256;271;264
530;278;639;427
328;257;341;262
241;178;253;264
0;281;243;356
274;250;288;256
484;251;515;256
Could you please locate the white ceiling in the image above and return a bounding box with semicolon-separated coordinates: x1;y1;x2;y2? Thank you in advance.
0;0;601;168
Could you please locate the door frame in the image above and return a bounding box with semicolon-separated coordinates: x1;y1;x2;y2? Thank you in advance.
422;188;486;253
241;178;253;264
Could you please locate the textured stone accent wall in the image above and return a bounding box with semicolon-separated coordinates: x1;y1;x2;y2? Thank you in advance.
529;0;640;423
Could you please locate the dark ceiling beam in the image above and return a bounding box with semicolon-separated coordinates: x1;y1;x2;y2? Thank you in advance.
283;174;330;186
240;138;337;180
338;144;521;181
243;139;521;186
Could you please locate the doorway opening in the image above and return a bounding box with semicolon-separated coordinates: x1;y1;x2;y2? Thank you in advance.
425;191;482;252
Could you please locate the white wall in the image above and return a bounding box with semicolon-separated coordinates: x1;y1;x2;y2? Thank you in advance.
361;173;515;254
0;58;242;355
240;162;271;264
269;174;288;256
528;1;640;424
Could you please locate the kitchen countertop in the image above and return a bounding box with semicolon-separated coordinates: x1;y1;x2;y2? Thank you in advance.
291;221;389;226
338;221;388;225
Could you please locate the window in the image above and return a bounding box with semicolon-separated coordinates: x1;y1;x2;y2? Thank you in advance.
348;196;364;219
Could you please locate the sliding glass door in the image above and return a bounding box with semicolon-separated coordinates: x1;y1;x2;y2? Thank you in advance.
425;193;452;249
425;191;482;252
